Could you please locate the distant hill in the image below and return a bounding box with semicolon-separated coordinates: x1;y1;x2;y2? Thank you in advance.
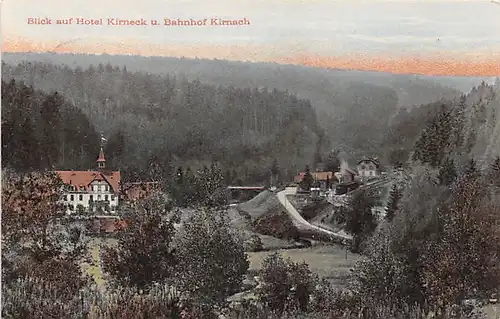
2;52;468;110
3;52;491;163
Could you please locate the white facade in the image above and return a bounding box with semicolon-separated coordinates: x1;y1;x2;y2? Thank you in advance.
61;180;119;215
357;160;378;177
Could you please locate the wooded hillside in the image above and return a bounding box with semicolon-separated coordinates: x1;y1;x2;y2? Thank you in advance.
1;62;324;183
2;53;465;163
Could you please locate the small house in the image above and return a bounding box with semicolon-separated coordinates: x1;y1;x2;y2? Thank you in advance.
357;157;380;178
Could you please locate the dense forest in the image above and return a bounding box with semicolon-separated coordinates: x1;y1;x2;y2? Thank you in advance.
384;79;500;169
1;79;100;171
1;61;324;183
2;53;467;163
2;55;498;181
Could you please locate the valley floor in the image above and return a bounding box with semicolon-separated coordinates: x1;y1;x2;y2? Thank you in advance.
248;244;359;283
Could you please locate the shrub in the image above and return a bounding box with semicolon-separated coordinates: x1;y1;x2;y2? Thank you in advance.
1;277;187;319
175;208;249;311
253;211;300;240
245;234;264;252
258;252;316;314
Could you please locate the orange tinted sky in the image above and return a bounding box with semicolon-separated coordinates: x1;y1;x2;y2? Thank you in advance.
2;0;500;76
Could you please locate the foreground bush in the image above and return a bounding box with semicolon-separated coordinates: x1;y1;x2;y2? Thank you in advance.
2;277;87;318
174;208;249;312
1;277;190;319
258;252;316;314
101;192;178;291
244;233;264;252
227;297;487;319
253;211;300;240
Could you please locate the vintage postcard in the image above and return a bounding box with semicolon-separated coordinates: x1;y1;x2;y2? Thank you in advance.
1;0;500;318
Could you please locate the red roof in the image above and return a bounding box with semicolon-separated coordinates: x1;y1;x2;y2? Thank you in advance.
97;148;105;162
294;171;336;183
55;170;121;194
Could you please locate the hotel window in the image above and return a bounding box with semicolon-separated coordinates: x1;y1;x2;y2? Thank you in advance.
98;185;102;192
111;195;115;201
70;195;74;201
63;195;67;201
89;195;93;201
79;194;83;201
80;186;85;191
105;195;109;201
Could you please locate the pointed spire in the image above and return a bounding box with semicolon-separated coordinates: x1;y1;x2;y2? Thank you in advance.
97;147;106;169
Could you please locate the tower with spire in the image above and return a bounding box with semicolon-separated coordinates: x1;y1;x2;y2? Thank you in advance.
97;132;107;169
97;147;106;169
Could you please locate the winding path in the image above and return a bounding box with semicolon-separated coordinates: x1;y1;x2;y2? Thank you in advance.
277;187;353;243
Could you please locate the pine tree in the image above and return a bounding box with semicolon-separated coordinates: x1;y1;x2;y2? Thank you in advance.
176;166;184;185
39;92;63;168
224;169;232;185
342;188;379;252
450;95;466;150
385;184;402;222
313;150;323;171
104;129;126;168
5;110;40;171
438;158;457;186
412;103;453;168
464;158;480;178
389;149;409;169
271;158;279;186
488;156;500;187
300;165;314;191
412;120;441;167
325;150;341;172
